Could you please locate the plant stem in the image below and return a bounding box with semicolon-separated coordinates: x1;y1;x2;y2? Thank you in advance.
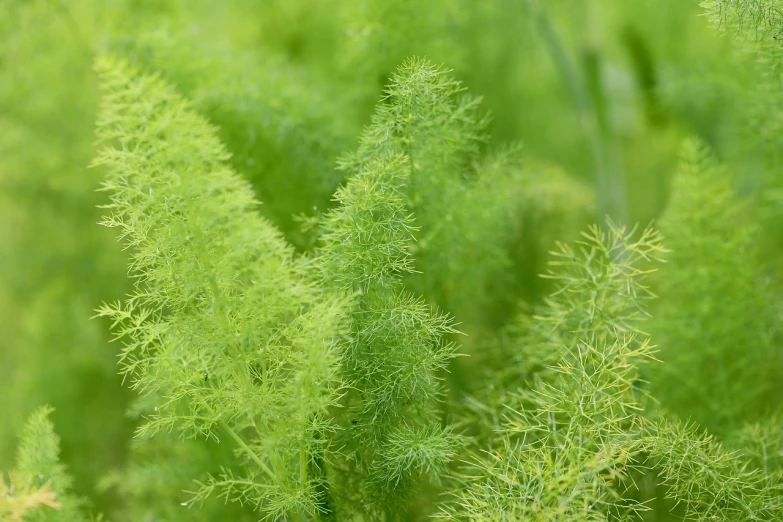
218;419;276;481
527;0;628;223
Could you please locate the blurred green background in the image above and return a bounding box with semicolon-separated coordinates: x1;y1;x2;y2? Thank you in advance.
2;0;781;519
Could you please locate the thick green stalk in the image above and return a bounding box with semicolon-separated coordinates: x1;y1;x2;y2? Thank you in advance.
527;0;627;222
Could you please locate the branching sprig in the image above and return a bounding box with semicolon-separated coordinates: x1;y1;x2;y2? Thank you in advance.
514;220;666;383
441;223;664;520
702;0;783;42
92;56;348;520
338;57;491;313
319;62;463;517
641;419;783;521
1;406;87;522
650;139;781;434
444;218;782;520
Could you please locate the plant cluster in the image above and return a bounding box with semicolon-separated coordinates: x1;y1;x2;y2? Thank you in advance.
2;0;783;520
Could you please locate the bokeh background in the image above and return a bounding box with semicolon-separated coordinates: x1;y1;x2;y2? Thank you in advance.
2;0;781;519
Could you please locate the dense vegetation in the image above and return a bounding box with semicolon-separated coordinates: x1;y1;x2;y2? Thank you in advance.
1;0;782;520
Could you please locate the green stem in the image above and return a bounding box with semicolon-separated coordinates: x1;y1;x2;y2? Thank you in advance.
218;419;276;481
526;0;627;223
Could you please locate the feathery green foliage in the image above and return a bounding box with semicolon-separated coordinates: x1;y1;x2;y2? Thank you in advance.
729;414;783;478
92;56;348;520
442;222;665;520
702;0;783;42
442;222;782;520
4;1;783;520
649;140;782;435
335;58;487;306
318;66;461;514
107;19;360;248
640;419;783;521
99;433;257;522
1;407;88;522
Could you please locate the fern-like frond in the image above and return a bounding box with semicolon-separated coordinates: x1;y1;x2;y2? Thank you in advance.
318;62;462;517
649;139;781;434
107;15;360;247
514;220;666;383
440;222;664;520
92;55;348;520
444;218;782;520
1;406;87;522
702;0;783;41
641;419;783;521
729;413;783;477
339;57;488;304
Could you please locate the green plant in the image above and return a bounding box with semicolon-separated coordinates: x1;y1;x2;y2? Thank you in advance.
3;0;783;521
92;56;349;520
648;140;781;435
1;407;87;522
